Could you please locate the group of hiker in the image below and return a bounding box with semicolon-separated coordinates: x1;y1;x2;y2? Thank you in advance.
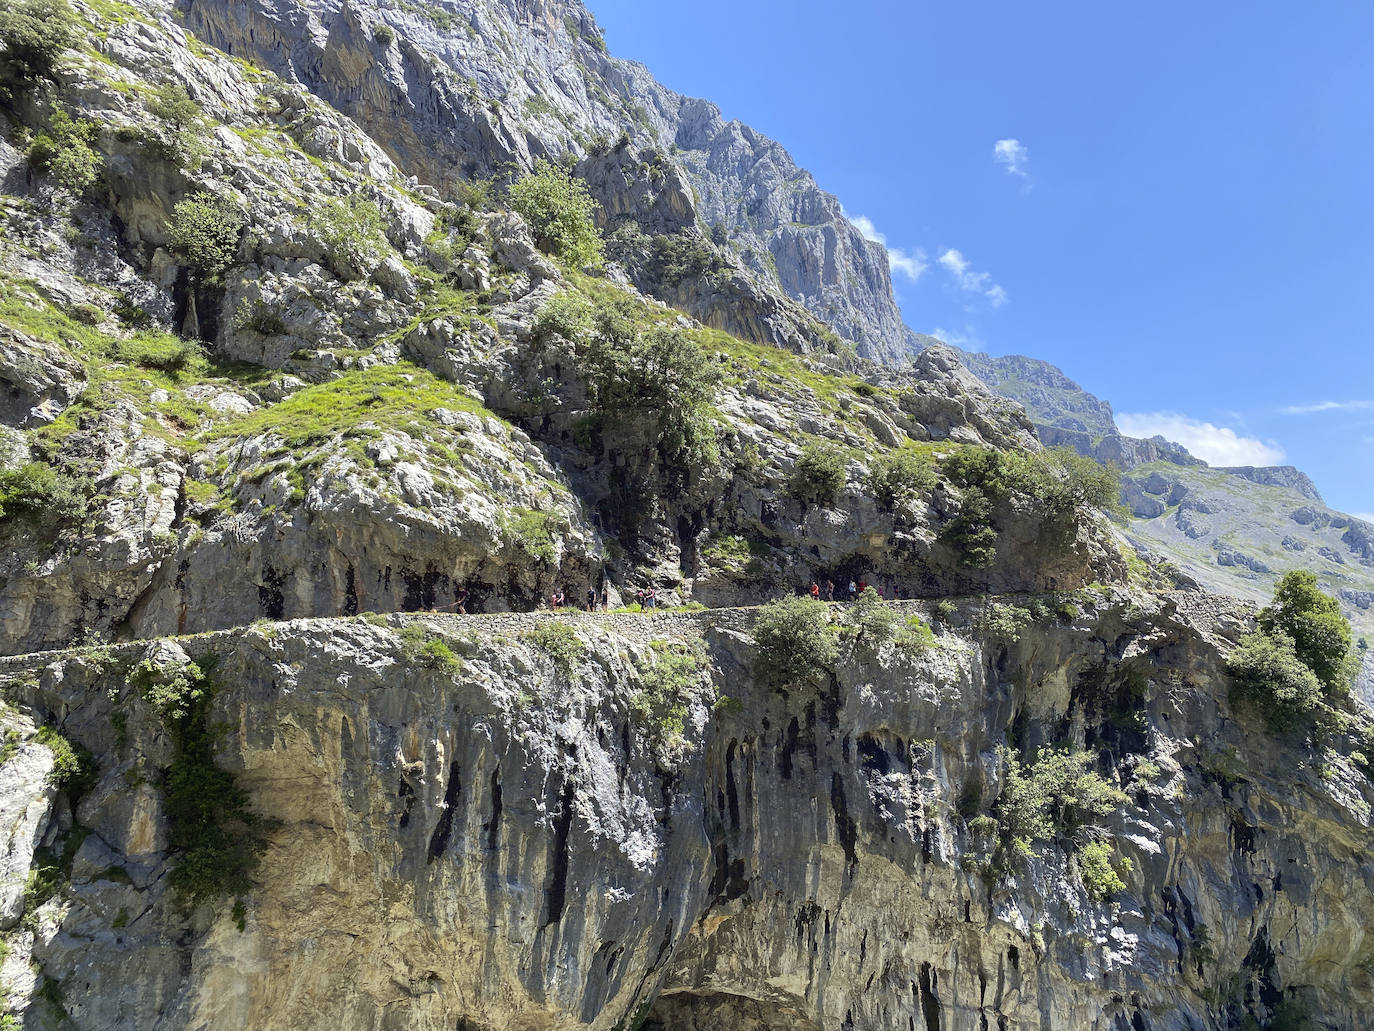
807;578;893;603
548;586;657;611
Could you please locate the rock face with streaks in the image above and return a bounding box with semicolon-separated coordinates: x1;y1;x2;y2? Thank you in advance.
4;593;1374;1030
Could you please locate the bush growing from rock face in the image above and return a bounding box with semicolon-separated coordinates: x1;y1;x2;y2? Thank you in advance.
1227;630;1323;734
508;159;603;269
0;461;86;524
0;0;78;85
27;109;102;195
540;289;721;467
372;24;395;46
752;596;836;687
868;447;936;511
789;442;847;506
145;82;207;169
312;197;388;280
168;194;243;282
939;445;1120;566
994;746;1127;856
842;587;899;644
1078;839;1128;902
1227;572;1356;734
1258;570;1356;696
130;656;266;905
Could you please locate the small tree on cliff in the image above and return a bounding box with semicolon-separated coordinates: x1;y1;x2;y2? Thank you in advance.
508;159;603;269
1257;570;1357;697
1228;570;1356;733
752;596;837;688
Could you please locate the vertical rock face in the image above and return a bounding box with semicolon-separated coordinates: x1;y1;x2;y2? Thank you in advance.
8;598;1374;1030
178;0;914;362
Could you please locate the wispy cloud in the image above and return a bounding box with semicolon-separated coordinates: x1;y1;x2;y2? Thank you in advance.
1116;412;1286;467
1281;399;1374;415
844;211;928;283
929;325;984;350
937;249;1007;308
1353;513;1374;524
993;138;1029;179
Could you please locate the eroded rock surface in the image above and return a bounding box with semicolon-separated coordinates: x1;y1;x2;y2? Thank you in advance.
1;594;1369;1030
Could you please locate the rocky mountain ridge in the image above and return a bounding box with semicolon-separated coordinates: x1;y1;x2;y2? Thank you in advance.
945;344;1374;697
178;0;914;363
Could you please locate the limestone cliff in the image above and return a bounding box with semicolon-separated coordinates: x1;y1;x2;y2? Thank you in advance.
175;0;913;362
0;1;1371;1029
2;592;1372;1030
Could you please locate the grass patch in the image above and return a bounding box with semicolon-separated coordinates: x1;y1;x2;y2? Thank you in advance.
204;362;493;449
398;625;463;676
524;621;585;673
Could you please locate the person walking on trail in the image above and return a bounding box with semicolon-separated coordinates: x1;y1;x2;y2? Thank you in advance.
587;588;596;612
848;579;857;600
646;587;657;609
809;581;820;600
455;585;468;615
825;580;835;602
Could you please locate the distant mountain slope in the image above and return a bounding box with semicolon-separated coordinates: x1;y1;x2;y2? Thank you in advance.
945;344;1374;697
1124;463;1374;696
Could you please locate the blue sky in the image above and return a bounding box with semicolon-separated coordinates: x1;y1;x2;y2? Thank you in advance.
585;0;1374;517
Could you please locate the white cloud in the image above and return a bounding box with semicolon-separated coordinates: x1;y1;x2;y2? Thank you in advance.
843;210;927;283
1282;399;1374;415
1354;513;1374;524
937;248;1007;308
929;325;983;349
1116;412;1286;467
993;138;1029;178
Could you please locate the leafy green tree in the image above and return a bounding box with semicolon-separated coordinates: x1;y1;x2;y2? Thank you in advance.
168;194;243;282
995;746;1127;855
1226;629;1324;734
508;159;603;268
145;82;208;169
753;596;837;687
0;0;77;84
1078;840;1127;902
869;447;936;511
789;442;847;506
0;461;86;524
27;109;101;195
312;197;388;280
542;290;721;466
842;586;900;644
1258;570;1356;696
940;485;999;567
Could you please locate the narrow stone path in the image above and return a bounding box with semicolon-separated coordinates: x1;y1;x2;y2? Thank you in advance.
0;599;947;674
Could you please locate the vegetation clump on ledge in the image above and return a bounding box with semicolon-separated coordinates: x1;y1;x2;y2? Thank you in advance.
1227;570;1357;735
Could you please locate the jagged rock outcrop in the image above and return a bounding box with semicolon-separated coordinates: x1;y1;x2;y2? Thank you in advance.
1219;465;1323;502
3;593;1372;1030
177;0;914;362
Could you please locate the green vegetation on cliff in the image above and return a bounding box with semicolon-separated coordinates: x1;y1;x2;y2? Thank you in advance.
752;596;837;687
1228;571;1357;734
0;0;78;86
941;446;1120;567
129;657;266;908
508;159;604;269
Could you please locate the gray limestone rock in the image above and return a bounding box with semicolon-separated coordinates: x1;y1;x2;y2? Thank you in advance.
3;595;1372;1030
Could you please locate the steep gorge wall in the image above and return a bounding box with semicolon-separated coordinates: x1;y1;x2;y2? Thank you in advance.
4;595;1372;1029
177;0;913;362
